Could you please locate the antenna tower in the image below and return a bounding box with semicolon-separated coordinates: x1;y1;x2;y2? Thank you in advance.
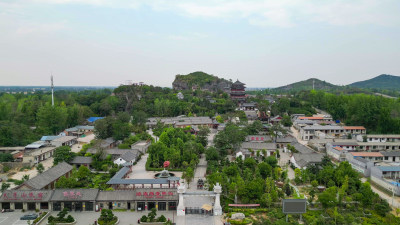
51;74;54;106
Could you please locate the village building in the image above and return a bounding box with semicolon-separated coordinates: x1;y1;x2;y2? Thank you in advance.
343;126;366;135
371;164;400;196
346;152;384;161
357;134;400;143
348;157;375;176
299;125;345;141
326;145;347;161
246;135;271;142
0;190;53;211
50;189;98;212
239;102;257;111
15;162;73;190
70;156;93;168
146;116;213;129
329;141;359;151
62;125;94;137
381;151;400;163
288;142;314;154
23;146;57;164
290;153;324;169
130;141;151;154
357;142;400;151
113;151;140;166
239;142;277;158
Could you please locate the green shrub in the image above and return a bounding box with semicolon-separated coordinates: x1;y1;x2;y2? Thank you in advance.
140;215;148;222
3;165;10;173
157;215;167;222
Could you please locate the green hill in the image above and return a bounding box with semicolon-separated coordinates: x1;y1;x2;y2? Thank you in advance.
172;71;232;92
273;78;339;92
349;74;400;90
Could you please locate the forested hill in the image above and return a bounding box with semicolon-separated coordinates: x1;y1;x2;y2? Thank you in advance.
349;74;400;90
172;71;232;92
273;78;339;92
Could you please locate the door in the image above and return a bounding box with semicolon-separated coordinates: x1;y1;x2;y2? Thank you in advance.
127;202;131;210
40;202;49;210
27;202;36;211
108;202;113;210
2;203;10;210
75;202;82;211
158;202;166;211
148;202;156;210
168;202;176;211
53;202;61;211
137;202;145;211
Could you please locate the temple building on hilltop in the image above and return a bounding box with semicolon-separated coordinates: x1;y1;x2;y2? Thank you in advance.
230;80;246;103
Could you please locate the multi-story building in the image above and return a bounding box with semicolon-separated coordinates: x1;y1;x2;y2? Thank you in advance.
230;80;246;103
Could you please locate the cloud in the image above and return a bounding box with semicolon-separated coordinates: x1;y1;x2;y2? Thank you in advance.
15;21;67;35
168;32;209;41
2;0;400;28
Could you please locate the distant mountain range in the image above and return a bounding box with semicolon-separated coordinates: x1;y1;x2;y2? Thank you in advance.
273;74;400;92
349;74;400;90
273;78;339;92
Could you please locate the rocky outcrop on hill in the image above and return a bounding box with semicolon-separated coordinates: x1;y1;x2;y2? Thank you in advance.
172;71;232;92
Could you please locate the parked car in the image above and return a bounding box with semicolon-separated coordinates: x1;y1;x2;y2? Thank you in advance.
20;213;38;220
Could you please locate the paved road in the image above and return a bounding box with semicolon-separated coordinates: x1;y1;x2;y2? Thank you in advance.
361;178;400;209
290;126;308;145
279;149;294;180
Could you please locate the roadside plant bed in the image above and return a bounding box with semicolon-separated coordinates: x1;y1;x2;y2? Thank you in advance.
140;208;167;223
98;209;118;225
32;211;48;225
47;208;75;224
227;218;252;225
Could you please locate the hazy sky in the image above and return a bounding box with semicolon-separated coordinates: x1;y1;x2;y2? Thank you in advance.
1;0;399;87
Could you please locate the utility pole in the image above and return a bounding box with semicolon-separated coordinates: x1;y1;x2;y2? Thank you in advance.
51;74;54;106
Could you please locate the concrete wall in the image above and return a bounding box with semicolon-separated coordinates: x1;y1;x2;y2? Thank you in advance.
371;176;400;196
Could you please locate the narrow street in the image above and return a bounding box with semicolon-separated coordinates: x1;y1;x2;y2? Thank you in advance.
361;178;400;209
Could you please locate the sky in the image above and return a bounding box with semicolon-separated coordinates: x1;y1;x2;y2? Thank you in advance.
0;0;399;88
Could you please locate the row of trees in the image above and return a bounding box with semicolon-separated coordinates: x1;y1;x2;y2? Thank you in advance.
302;90;400;133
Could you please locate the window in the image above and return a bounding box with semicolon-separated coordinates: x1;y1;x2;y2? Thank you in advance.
100;203;104;208
385;157;389;160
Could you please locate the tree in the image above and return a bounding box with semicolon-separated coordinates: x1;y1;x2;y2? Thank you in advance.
246;120;263;135
1;182;10;192
183;167;194;188
53;146;75;165
294;168;302;184
319;186;338;209
112;120;131;141
36;104;68;134
284;183;292;196
196;126;210;147
94;117;113;139
0;153;14;162
281;115;293;127
36;163;44;174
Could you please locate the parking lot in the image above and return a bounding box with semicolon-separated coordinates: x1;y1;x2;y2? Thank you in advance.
0;212;38;225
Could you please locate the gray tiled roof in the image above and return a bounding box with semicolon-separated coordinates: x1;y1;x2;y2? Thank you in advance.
0;190;53;202
96;191;136;201
290;142;314;154
70;156;93;164
120;151;139;162
50;189;99;201
293;153;324;168
22;162;73;190
380;151;400;157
